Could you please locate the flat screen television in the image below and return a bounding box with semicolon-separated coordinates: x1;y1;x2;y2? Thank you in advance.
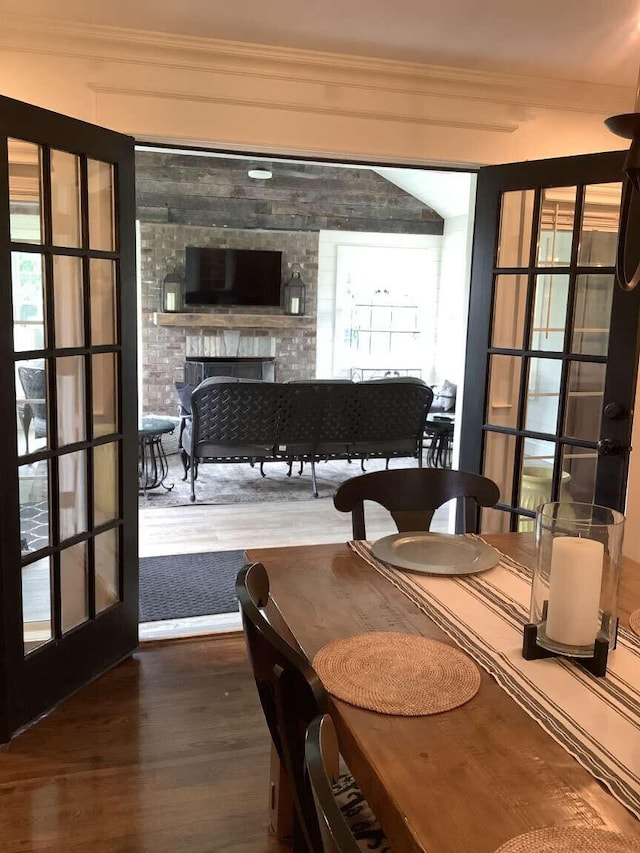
184;247;282;307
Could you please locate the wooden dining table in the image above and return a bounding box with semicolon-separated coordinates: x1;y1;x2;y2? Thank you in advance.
246;533;640;853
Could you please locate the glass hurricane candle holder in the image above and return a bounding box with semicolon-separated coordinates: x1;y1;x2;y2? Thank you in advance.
524;501;624;677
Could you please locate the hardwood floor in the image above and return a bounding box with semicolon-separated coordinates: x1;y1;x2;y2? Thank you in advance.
0;636;286;853
139;496;452;557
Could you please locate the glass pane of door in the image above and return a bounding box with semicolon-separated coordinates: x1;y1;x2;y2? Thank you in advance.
487;355;520;428
88;159;115;251
95;528;119;613
571;274;614;356
90;259;117;345
22;556;52;653
564;361;606;442
524;358;562;434
56;356;86;446
53;255;84;348
530;274;569;351
537;186;576;266
491;275;527;349
482;431;516;506
496;190;534;267
560;446;597;504
12;251;45;351
578;183;622;266
59;450;88;543
60;543;88;632
15;358;48;454
19;460;49;555
50;149;81;248
8;138;42;244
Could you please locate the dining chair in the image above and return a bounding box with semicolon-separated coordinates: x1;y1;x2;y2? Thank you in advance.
236;562;391;853
333;467;500;538
305;714;391;853
236;561;324;852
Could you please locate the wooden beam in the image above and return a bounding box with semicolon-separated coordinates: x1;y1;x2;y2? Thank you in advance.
154;312;315;330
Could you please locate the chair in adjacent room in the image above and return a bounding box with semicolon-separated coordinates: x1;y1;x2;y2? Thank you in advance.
306;714;390;853
333;467;500;538
17;365;47;454
236;562;390;853
423;379;456;468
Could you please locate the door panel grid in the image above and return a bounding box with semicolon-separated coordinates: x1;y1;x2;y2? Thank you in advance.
11;138;123;654
462;151;640;536
486;180;612;529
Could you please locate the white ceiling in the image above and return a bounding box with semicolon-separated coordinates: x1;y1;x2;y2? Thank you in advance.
7;0;640;87
375;168;474;219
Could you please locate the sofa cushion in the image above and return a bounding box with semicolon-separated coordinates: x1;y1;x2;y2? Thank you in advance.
432;379;457;412
175;382;197;416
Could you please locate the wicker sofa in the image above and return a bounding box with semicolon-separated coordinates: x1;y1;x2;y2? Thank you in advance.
179;376;434;501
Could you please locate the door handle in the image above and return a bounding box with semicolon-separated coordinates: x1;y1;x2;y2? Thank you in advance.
596;438;627;456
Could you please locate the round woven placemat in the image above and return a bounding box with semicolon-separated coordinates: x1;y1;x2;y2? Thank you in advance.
312;631;480;716
629;609;640;636
495;827;640;853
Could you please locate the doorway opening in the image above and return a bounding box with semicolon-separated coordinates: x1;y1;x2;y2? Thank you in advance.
134;145;477;639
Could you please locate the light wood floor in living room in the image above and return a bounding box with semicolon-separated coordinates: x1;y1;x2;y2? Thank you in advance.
139;496;450;556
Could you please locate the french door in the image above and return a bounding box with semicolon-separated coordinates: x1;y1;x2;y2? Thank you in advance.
460;151;640;533
0;96;137;741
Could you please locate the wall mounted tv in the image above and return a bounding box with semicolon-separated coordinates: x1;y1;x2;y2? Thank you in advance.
184;247;282;307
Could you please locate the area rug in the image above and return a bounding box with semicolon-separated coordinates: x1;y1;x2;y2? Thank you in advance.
139;549;246;622
20;500;50;554
139;454;421;508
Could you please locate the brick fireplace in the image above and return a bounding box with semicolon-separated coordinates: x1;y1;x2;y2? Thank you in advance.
140;224;318;417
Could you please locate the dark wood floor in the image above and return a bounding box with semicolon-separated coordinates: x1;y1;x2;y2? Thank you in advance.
0;635;288;852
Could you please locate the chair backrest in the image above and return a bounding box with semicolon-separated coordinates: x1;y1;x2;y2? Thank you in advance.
305;715;361;853
236;562;327;852
352;379;433;447
191;379;282;450
333;467;500;538
17;365;46;418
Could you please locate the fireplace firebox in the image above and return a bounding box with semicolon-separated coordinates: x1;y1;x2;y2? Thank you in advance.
184;356;276;384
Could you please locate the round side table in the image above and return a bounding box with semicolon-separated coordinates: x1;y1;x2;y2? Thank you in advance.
138;416;175;496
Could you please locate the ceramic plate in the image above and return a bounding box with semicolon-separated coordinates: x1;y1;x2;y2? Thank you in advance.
371;532;500;575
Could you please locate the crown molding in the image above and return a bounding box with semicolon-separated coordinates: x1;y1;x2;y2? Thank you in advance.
89;84;518;134
1;14;633;116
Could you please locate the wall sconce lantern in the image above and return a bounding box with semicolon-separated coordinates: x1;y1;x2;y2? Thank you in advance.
605;106;640;290
161;263;184;313
284;264;306;315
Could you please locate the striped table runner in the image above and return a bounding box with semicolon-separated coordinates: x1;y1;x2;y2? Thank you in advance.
350;539;640;819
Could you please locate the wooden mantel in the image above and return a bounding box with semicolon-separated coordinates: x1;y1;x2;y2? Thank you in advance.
153;312;314;330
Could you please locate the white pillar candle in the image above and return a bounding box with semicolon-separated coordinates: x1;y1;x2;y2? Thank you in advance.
165;292;176;311
290;296;300;314
545;536;604;647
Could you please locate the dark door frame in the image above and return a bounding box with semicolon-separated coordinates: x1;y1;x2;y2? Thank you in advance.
460;150;640;531
0;95;138;741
